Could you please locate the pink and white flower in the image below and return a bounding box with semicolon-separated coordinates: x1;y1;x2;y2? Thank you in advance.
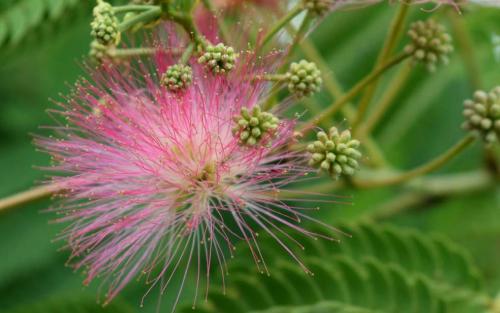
37;29;337;309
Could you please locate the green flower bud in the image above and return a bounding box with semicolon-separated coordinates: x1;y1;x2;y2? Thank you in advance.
307;127;362;179
91;0;120;46
232;106;280;146
161;64;193;92
463;86;500;143
286;60;322;98
404;19;453;72
302;0;330;15
198;43;238;74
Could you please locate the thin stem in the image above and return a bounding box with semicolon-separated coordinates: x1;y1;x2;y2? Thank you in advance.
180;43;195;64
357;63;412;136
353;134;476;188
253;74;287;82
353;4;410;128
201;0;230;43
299;52;410;133
260;4;303;48
296;35;389;167
0;184;60;213
369;170;494;220
109;47;159;58
118;7;162;32
113;5;157;14
284;168;493;202
284;11;314;61
447;10;482;90
117;6;206;48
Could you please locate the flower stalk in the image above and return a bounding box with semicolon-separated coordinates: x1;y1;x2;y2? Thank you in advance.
353;3;410;127
353;134;476;188
112;4;157;14
447;10;482;90
0;184;60;213
357;63;412;136
369;169;495;220
299;51;411;133
180;43;195;64
284;11;314;60
109;47;159;57
260;4;304;48
118;7;162;32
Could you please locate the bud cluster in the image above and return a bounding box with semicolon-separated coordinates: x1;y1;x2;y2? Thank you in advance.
161;64;193;92
198;43;238;74
404;19;453;72
307;127;362;178
286;60;322;98
91;0;120;46
463;87;500;143
232;106;280;146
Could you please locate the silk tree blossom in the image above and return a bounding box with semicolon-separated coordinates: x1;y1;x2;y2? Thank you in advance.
36;34;339;308
212;0;281;10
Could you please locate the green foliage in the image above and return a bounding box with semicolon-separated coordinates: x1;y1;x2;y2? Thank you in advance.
4;296;135;313
183;222;488;313
0;0;84;50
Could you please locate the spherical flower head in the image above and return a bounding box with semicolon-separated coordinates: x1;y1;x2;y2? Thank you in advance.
463;87;500;143
91;0;120;46
232;106;279;146
286;60;322;98
307;127;362;178
198;43;238;74
161;64;193;92
404;19;453;72
37;37;331;307
302;0;331;15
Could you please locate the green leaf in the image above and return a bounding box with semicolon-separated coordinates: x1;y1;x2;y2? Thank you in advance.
0;0;85;50
4;296;135;313
184;222;489;313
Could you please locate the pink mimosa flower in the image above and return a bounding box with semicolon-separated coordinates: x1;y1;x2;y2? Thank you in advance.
37;29;339;310
212;0;281;10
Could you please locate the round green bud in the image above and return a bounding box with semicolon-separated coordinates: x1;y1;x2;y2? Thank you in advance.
161;64;193;92
462;86;500;143
198;43;238;74
302;0;330;15
307;127;362;178
286;60;322;98
232;106;280;146
91;0;120;46
404;19;453;72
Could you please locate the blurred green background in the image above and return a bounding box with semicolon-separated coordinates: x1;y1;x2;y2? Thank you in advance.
0;1;499;312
